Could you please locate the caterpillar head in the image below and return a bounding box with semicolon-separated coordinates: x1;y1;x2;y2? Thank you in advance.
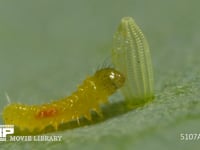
94;68;125;94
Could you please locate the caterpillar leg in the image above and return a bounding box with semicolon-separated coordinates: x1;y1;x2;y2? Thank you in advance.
84;112;92;121
93;108;103;118
76;117;80;125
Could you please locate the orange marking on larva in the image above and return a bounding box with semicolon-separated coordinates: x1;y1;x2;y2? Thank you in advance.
36;108;58;118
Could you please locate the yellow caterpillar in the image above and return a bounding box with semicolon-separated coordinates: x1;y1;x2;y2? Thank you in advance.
3;68;125;133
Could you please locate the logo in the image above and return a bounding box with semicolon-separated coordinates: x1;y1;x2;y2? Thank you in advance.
0;125;14;141
0;125;62;142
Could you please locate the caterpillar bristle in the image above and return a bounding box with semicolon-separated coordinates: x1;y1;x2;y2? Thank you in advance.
5;92;11;104
96;56;114;72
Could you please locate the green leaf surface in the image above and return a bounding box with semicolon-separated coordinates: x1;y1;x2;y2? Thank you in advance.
0;0;200;149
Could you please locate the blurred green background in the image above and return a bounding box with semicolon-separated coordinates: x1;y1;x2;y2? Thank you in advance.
0;0;200;149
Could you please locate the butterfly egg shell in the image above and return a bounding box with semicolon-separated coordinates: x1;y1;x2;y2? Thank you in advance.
112;17;154;104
